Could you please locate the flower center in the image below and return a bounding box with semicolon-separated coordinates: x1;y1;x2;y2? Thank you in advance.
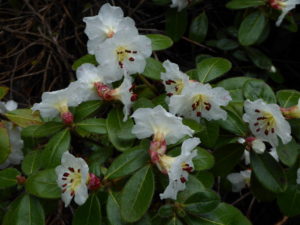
191;94;211;117
165;79;185;95
106;29;115;38
54;101;68;113
253;109;276;135
115;46;137;69
61;167;84;195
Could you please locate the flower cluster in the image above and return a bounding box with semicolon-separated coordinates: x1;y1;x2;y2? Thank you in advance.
269;0;300;26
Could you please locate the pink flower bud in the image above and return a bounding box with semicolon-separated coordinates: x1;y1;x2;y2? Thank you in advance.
88;173;101;191
61;111;74;125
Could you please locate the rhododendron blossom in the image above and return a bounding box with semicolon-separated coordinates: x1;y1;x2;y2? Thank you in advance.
227;169;251;192
83;3;137;54
159;138;199;200
169;82;231;121
269;0;300;26
160;60;190;97
96;30;152;79
170;0;190;11
0;100;18;114
243;99;292;147
55;152;89;207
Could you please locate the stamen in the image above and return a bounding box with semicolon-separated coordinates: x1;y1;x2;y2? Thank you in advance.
128;57;135;61
257;117;266;120
265;130;269;135
165;80;175;85
77;169;80;173
255;109;260;113
180;177;187;183
256;128;261;132
204;102;211;111
125;50;132;53
271;128;275;133
63;173;69;177
167;93;173;97
62;184;67;188
196;112;201;117
132;51;137;54
254;122;259;126
62;189;66;193
118;61;123;68
71;191;75;196
192;103;196;111
69;167;74;172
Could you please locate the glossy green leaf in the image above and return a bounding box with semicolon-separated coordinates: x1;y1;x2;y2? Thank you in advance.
196;171;214;189
5;109;42;128
106;108;135;152
250;152;287;193
0;168;20;189
146;34;173;51
0;86;9;100
184;190;220;214
185;203;251;225
217;110;248;136
193;148;215;171
72;194;102;225
196;57;232;83
74;100;103;122
167;217;183;225
238;11;266;46
276;89;300;107
0;123;10;164
21;122;64;138
276;139;300;167
277;185;300;217
226;0;266;9
25;169;61;199
120;165;154;222
42;128;71;168
246;47;272;70
106;191;123;225
72;54;97;71
143;57;164;80
177;175;205;202
243;79;276;103
105;144;148;179
250;172;276;202
166;8;187;42
2;194;45;225
21;151;43;176
214;39;239;51
189;11;208;43
212;144;244;177
198;120;219;148
76;118;107;135
217;77;252;102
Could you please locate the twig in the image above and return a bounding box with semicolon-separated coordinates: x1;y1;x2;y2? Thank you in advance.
274;216;288;225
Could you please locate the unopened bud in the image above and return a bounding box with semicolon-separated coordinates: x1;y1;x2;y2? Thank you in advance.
88;173;101;191
16;175;26;185
61;111;74;125
281;100;300;119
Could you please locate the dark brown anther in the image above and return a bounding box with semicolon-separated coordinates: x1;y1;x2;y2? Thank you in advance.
63;173;69;177
180;177;187;183
265;130;269;135
118;61;123;68
204;102;211;111
132;50;137;54
196;112;201;117
167;93;173;97
254;122;259;126
256;128;260;132
129;57;135;61
271;128;275;133
68;167;74;172
125;49;132;53
255;109;260;113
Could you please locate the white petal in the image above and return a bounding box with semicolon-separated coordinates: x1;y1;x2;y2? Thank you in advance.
74;184;89;206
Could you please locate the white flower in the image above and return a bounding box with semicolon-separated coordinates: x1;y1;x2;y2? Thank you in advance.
55;152;89;207
169;82;231;122
76;63;117;101
159;138;199;200
269;0;300;26
95;30;152;78
243;99;292;147
170;0;190;11
296;168;300;185
0;122;24;169
32;82;85;119
161;60;190;96
131;105;194;145
0;100;18;114
83;3;137;54
242;150;250;165
252;139;266;154
227;170;251;192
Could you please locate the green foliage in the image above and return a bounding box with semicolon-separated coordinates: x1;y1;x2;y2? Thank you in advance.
0;168;20;189
0;86;9;100
165;9;187;42
0;124;10;164
146;34;173;51
72;54;97;70
5;109;42;128
189;11;208;43
143;57;165;80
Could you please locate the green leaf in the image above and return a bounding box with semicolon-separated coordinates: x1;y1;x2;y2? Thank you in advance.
0;123;10;164
184;190;220;214
132;97;155;111
217;109;248;136
277;185;300;217
167;217;183;225
243;79;276;103
5;109;42;128
185;203;251;225
198;120;219;148
166;8;187;42
143;58;164;80
3;194;45;225
193;147;215;171
196;57;232;83
217;77;252;102
120;165;154;222
105;144;149;179
72;54;97;71
196;171;214;189
21;122;64;138
0;168;20;189
212;144;244;177
226;0;266;9
42;128;71;168
276;139;300;167
250;152;287;193
189;11;208;43
177;175;205;202
238;11;266;46
73;194;102;225
214;39;239;51
76;118;107;135
183;119;204;133
107;191;123;225
74;100;103;122
276;89;300;107
250;172;276;202
0;86;9;100
21;151;43;176
106;108;135;152
25;169;61;199
146;34;173;51
245;47;272;70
